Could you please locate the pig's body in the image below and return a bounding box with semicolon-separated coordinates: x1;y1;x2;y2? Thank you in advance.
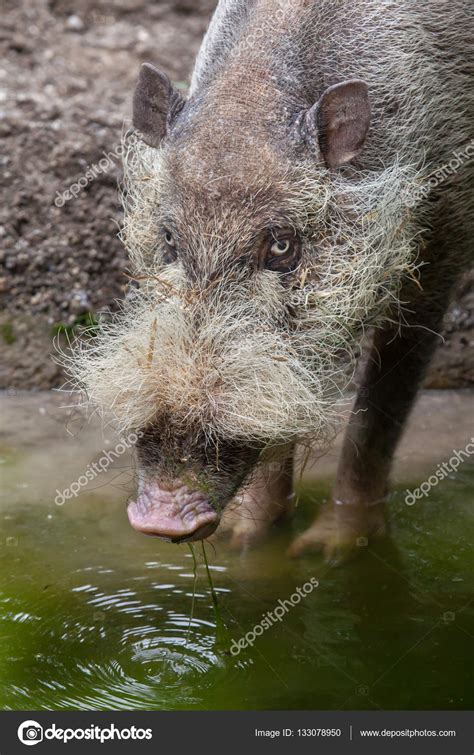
72;0;473;557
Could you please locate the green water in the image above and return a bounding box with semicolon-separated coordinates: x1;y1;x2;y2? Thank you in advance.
0;467;473;711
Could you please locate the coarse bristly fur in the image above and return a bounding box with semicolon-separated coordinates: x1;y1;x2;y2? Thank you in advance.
64;0;473;503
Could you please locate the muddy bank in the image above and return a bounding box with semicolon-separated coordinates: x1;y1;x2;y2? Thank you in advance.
0;0;472;389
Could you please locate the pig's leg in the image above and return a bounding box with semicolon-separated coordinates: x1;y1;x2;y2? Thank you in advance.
289;275;453;562
217;449;295;548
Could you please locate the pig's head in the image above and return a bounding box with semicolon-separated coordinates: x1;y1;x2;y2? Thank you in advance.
69;62;417;542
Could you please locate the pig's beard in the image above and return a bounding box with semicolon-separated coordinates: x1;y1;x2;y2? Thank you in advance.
65;269;341;446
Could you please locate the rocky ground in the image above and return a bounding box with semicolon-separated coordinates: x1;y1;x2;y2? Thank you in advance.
0;0;472;389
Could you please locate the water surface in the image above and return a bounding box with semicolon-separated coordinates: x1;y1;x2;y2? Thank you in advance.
0;392;473;710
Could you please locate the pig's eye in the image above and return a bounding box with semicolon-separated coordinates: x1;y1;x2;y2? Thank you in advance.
271;239;291;256
164;230;175;248
162;228;178;263
264;232;301;272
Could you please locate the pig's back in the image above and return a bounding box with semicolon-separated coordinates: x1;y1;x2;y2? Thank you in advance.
190;0;473;174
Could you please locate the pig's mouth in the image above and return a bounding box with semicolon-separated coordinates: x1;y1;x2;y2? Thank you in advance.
127;481;220;543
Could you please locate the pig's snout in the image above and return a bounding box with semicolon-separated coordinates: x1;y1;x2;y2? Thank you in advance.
127;481;219;542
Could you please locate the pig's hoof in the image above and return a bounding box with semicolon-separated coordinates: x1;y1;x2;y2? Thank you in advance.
287;502;388;564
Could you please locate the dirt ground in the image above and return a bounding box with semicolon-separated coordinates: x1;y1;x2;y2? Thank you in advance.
0;0;473;389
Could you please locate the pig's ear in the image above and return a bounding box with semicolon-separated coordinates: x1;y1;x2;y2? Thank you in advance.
133;63;184;148
306;80;371;169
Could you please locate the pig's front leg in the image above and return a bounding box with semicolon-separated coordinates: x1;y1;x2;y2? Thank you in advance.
289;281;449;563
216;448;295;549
